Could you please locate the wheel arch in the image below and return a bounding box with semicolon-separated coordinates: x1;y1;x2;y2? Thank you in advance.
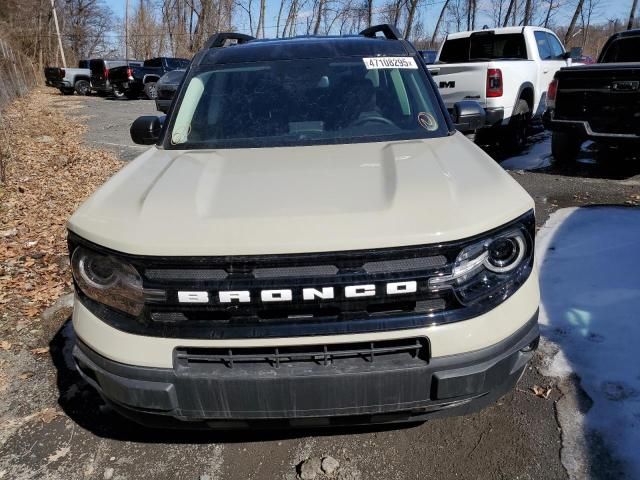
514;83;535;114
143;74;160;84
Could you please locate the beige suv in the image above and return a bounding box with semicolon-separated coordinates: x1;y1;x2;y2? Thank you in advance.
68;25;540;428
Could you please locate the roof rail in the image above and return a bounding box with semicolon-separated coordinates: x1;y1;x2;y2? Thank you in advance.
359;24;402;40
204;32;255;50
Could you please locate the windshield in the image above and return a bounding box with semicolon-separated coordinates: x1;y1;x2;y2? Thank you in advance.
167;57;447;149
166;58;191;70
599;37;640;63
439;33;527;63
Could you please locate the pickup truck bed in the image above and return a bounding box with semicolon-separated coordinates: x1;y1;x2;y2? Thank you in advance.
430;26;574;149
547;63;640;136
543;29;640;162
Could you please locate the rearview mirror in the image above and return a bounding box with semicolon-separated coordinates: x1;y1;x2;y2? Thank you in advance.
451;101;486;133
130;116;164;145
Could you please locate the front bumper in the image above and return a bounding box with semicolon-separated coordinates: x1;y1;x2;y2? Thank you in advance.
73;310;539;428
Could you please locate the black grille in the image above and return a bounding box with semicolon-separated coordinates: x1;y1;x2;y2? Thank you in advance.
175;338;429;369
135;241;458;335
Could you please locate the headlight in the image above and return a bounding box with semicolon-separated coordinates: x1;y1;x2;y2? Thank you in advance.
71;247;144;316
429;225;532;306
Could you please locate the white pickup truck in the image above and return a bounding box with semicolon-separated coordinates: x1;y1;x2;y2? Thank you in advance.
429;26;577;149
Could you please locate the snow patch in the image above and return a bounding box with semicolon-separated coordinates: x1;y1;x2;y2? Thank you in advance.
500;133;552;171
537;207;640;478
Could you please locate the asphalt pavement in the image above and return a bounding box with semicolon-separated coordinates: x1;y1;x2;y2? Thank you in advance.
4;91;640;480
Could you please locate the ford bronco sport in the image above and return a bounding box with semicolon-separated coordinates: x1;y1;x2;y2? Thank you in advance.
68;25;540;428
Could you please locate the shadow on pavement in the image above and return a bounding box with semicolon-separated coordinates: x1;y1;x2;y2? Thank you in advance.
479;125;640;181
48;319;419;445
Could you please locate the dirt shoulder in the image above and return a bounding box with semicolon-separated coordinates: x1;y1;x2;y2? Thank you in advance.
0;89;122;463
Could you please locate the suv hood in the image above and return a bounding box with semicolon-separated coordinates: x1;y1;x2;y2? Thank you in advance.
69;133;533;256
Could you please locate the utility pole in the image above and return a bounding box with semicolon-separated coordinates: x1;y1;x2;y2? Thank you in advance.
125;0;129;60
50;0;66;68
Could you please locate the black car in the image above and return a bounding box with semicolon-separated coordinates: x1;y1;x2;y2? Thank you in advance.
543;29;640;162
155;69;185;113
109;57;190;100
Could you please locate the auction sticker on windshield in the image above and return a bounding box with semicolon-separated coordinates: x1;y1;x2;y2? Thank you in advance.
363;57;418;69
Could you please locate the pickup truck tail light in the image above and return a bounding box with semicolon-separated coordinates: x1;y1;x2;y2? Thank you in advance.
547;79;558;108
127;67;133;79
103;67;109;79
486;69;503;98
59;69;65;79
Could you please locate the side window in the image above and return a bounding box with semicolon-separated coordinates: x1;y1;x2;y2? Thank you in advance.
534;31;552;60
546;33;565;59
144;58;162;68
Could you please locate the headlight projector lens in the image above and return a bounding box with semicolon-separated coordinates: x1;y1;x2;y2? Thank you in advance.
485;234;525;273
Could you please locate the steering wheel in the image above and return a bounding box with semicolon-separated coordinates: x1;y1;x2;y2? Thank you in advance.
351;115;396;127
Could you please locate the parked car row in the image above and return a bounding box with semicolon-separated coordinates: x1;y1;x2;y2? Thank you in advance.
45;28;638;161
43;57;189;100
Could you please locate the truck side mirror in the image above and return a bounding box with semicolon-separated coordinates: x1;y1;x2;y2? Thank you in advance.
130;116;164;145
451;101;486;133
564;47;582;61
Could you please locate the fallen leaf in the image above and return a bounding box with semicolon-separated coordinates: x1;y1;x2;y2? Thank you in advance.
532;385;552;399
18;371;35;380
31;347;49;355
47;446;70;462
0;341;11;351
38;408;62;424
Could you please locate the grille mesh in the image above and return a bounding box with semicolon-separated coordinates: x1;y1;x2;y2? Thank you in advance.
175;338;428;369
363;255;447;273
145;269;228;281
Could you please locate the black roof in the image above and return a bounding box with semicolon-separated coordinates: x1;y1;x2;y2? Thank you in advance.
609;29;640;39
200;36;413;65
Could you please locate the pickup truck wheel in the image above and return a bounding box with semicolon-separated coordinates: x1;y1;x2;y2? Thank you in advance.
504;99;530;152
74;79;91;96
552;132;582;164
144;82;158;100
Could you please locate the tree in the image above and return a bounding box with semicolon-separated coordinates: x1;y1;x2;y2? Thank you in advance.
404;0;419;38
629;0;638;29
523;0;532;24
431;0;449;46
564;0;585;44
502;0;514;26
466;0;476;30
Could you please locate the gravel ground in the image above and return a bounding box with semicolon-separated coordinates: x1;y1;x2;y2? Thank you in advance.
2;90;639;480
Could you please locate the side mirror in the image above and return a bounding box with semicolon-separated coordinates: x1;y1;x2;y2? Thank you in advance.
564;47;582;61
451;101;486;133
130;116;164;145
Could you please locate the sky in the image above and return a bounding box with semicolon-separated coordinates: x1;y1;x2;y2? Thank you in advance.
107;0;633;40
